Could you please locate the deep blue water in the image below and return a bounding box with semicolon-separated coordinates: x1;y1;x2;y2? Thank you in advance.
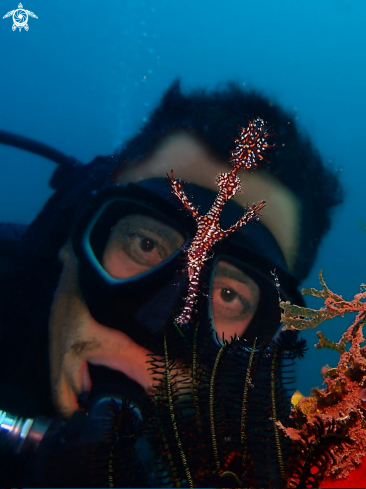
0;0;365;395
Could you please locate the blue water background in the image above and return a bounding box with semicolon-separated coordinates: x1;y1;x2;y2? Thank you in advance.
0;0;365;395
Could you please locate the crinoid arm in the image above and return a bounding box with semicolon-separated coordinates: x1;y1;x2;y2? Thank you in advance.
146;322;303;488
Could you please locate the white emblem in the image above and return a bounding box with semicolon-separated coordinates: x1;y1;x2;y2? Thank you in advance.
3;3;38;31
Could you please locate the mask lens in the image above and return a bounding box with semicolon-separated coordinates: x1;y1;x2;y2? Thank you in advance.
211;260;260;339
101;214;185;279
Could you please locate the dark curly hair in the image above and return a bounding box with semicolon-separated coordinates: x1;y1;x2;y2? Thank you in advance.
114;80;343;281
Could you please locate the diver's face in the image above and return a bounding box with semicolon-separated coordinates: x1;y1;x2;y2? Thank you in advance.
49;133;300;419
101;214;260;338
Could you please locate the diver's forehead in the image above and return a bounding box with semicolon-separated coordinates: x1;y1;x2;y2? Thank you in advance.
115;133;300;270
117;132;224;185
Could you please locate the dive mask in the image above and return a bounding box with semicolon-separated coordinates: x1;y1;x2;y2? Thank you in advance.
72;178;304;347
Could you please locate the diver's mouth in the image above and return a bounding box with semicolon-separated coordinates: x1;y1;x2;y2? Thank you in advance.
80;362;147;410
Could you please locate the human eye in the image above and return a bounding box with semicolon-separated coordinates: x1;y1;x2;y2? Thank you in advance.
211;261;260;339
123;229;170;268
212;279;252;320
102;214;184;279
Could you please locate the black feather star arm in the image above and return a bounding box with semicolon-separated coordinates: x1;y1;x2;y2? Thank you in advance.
92;398;148;488
144;323;304;488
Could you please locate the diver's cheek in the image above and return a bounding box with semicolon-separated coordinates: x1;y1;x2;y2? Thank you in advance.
49;243;154;419
48;243;95;418
214;317;253;340
52;368;80;419
82;322;153;391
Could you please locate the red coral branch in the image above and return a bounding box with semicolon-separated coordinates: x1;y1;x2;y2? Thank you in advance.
279;273;366;485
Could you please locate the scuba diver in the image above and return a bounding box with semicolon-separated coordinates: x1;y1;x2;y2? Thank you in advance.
0;81;342;487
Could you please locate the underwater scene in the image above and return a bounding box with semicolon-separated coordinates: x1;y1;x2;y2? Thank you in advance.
0;0;366;487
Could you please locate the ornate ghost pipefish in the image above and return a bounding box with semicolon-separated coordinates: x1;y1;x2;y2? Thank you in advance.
167;117;275;326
